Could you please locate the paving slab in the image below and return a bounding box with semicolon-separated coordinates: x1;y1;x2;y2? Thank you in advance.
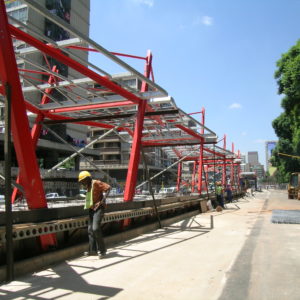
1;189;300;300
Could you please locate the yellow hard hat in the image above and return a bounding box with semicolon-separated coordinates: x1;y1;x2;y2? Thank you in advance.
78;171;91;182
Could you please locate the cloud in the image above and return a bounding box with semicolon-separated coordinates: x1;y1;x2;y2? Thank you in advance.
130;0;154;7
192;16;214;27
229;103;242;109
180;15;214;30
254;139;265;144
201;16;213;26
241;131;247;136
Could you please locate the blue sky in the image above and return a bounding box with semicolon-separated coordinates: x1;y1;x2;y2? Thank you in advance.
89;0;300;167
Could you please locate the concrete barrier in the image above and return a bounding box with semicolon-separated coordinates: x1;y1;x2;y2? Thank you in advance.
0;209;202;282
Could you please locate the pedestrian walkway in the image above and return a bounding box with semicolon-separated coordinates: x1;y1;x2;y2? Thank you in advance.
1;190;300;299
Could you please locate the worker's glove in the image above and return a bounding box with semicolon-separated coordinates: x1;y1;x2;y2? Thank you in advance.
100;192;108;209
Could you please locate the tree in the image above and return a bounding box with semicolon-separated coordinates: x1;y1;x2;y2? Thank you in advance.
272;40;300;181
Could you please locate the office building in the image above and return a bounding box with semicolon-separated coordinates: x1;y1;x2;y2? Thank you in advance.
2;0;91;166
0;0;94;195
248;151;259;166
252;164;265;179
247;151;265;179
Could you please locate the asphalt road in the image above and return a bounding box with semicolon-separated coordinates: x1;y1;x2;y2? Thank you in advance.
219;189;300;300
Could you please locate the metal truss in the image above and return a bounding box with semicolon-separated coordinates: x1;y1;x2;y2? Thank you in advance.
0;0;241;250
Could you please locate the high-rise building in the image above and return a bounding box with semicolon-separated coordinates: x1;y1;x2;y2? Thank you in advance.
1;0;95;196
247;151;265;179
248;151;259;166
3;0;91;168
240;154;247;172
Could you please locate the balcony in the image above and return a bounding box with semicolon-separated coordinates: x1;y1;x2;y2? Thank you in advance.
88;135;120;142
96;147;121;154
80;160;130;170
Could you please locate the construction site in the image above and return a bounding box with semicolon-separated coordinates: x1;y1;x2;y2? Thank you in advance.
1;1;300;299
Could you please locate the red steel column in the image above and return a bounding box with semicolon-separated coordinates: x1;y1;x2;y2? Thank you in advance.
197;143;204;194
199;107;205;193
201;107;205;134
237;150;241;189
176;162;182;192
123;100;147;201
203;165;209;192
191;161;197;193
222;134;227;187
12;66;58;203
0;1;46;209
123;50;152;202
141;50;152;92
231;142;235;186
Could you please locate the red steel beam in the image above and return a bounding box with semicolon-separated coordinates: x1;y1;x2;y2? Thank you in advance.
9;24;142;105
203;147;226;158
181;157;235;162
18;68;61;78
111;52;147;61
24;104;130;131
143;137;197;143
175;124;203;140
142;142;200;147
0;1;47;209
66;45;147;61
32;67;58;144
47;100;135;114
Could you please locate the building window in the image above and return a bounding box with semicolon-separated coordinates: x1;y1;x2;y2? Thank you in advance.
8;7;28;22
123;79;137;89
5;1;23;9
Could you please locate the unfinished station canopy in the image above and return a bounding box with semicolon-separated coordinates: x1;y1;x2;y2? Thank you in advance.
0;0;240;211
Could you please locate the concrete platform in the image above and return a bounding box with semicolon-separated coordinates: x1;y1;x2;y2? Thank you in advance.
1;189;300;299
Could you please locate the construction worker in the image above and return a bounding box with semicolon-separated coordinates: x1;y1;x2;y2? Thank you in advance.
78;171;111;259
215;181;225;209
225;184;233;203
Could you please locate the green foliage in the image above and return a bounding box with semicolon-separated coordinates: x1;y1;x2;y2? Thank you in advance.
61;158;75;170
272;112;292;140
272;40;300;182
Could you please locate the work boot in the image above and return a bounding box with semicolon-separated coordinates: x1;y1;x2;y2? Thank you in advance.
98;251;106;259
83;251;96;256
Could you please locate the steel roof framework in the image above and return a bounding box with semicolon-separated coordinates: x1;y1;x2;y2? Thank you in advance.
0;0;241;248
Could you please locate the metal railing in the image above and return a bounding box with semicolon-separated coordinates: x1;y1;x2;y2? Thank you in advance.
0;197;207;244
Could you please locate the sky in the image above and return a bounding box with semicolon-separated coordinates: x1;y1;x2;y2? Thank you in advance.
88;0;300;168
